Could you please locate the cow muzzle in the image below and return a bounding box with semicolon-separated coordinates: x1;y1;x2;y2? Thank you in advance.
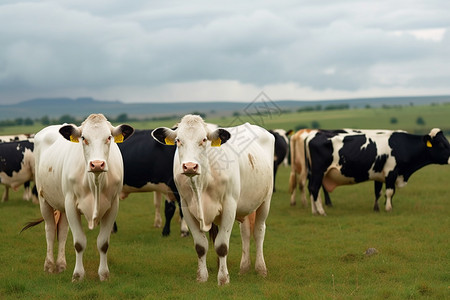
182;162;199;177
89;160;106;173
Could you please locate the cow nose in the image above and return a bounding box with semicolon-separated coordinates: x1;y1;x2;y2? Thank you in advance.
90;160;106;172
182;162;199;176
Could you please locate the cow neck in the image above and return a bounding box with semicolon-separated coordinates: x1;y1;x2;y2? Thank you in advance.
88;173;102;230
189;176;209;232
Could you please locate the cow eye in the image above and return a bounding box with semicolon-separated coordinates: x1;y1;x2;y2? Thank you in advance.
175;138;181;146
107;136;112;143
81;136;89;145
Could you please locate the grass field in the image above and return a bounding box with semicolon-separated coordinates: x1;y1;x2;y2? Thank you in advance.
0;104;449;299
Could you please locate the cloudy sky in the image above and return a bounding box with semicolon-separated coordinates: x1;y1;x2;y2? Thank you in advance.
1;0;449;104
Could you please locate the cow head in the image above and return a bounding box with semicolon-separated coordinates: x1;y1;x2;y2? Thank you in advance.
424;128;450;164
59;114;134;173
152;114;231;177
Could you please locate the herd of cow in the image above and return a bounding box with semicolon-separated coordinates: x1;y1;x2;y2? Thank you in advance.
1;113;449;285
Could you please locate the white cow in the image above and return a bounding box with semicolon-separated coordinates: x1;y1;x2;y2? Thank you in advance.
152;115;274;285
31;114;134;281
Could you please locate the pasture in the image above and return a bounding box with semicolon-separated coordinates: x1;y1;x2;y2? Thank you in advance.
1;162;449;299
0;104;449;299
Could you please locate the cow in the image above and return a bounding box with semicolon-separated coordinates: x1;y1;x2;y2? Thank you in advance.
271;129;293;167
306;128;450;215
268;129;291;192
0;134;33;143
0;140;36;203
288;129;331;207
24;114;134;281
118;129;188;237
152;115;274;285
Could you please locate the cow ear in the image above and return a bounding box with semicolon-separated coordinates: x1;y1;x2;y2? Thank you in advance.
152;127;177;145
113;124;134;143
208;128;231;147
59;124;80;143
423;135;433;148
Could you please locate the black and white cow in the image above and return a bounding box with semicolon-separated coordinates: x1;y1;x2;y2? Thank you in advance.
118;129;188;237
0;140;36;203
268;129;292;192
306;128;450;215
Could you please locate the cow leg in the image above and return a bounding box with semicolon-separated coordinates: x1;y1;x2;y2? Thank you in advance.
214;197;237;285
97;198;119;281
2;186;9;202
23;181;31;201
373;181;383;212
153;191;162;228
300;173;308;207
239;215;251;275
385;187;395;212
40;200;56;273
181;206;209;282
180;216;189;237
288;170;297;206
323;186;332;207
308;175;326;215
253;198;271;277
65;195;86;282
177;199;189;237
55;212;68;273
162;199;175;236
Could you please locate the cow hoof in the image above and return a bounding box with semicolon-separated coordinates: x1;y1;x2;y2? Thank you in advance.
44;260;55;273
72;273;84;282
99;272;109;282
239;262;251;275
256;268;268;278
55;263;67;273
290;201;296;206
180;231;190;237
218;274;230;286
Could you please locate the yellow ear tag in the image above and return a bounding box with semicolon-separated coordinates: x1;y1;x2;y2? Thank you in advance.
164;137;175;145
211;138;222;147
114;134;124;143
69;135;79;143
426;140;432;148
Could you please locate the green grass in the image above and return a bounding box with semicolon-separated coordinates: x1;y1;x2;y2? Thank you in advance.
1;103;449;299
1;164;449;299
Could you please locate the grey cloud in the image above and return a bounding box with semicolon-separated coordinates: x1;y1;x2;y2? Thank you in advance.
0;0;449;103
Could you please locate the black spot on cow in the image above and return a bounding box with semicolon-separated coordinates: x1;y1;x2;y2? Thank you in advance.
339;135;377;182
373;154;388;173
216;244;228;257
75;242;83;253
195;244;206;258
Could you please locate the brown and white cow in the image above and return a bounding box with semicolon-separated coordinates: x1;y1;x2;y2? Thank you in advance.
152;115;274;285
28;114;133;281
288;129;317;207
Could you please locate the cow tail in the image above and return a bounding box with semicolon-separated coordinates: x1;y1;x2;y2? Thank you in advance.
20;218;44;233
304;137;312;180
209;223;219;243
20;210;62;235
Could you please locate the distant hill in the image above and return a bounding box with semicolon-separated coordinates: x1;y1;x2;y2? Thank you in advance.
0;95;449;121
